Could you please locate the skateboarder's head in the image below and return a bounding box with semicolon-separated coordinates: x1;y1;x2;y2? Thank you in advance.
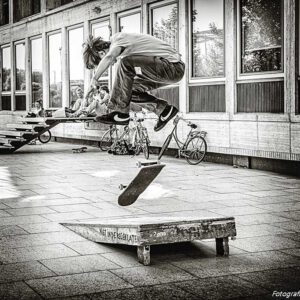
83;35;111;69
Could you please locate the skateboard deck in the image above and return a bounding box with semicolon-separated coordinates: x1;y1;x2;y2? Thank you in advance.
72;146;87;153
118;164;165;206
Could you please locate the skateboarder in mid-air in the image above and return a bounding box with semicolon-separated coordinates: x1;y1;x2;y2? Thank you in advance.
83;33;185;131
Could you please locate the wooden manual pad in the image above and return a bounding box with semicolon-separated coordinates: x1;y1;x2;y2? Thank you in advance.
61;216;237;265
118;164;165;206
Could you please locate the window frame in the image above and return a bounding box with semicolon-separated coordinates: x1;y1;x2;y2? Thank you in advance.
149;0;179;50
0;0;10;27
47;29;63;109
188;0;226;83
1;44;11;96
14;40;26;94
13;0;41;23
117;7;142;33
30;35;43;108
0;44;12;111
90;18;111;84
236;0;285;80
67;23;84;107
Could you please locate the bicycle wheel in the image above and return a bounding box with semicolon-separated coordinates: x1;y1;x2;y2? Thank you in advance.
38;130;51;144
142;138;149;159
185;135;207;165
158;134;172;160
99;129;116;151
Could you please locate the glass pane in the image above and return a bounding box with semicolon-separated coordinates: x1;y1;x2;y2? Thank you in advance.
49;33;62;108
15;94;26;110
241;0;283;73
31;38;43;107
191;0;224;78
1;47;11;91
13;0;41;22
92;22;110;41
1;95;11;110
151;3;178;50
15;43;26;91
69;27;84;108
91;22;110;78
119;13;141;33
46;0;73;10
0;0;9;26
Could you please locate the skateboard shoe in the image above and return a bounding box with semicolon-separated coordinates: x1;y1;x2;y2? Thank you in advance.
95;111;130;125
154;105;178;132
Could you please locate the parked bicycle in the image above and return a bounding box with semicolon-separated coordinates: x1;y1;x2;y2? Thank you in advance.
99;113;150;159
28;129;52;145
158;115;207;165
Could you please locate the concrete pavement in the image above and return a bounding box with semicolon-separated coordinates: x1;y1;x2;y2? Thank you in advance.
0;142;299;299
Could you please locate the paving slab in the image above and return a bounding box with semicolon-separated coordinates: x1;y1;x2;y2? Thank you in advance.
26;271;133;299
0;261;55;283
0;142;299;298
40;254;120;275
111;264;196;286
175;276;268;300
0;281;42;300
89;284;199;300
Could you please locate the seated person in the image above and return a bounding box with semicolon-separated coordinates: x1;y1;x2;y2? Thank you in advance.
99;85;110;108
69;87;84;113
26;100;45;117
77;85;110;117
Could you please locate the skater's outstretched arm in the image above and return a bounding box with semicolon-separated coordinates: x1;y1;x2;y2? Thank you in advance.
85;46;122;99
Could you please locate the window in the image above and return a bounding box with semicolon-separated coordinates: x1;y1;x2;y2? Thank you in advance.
0;0;9;26
150;2;178;50
1;46;11;92
68;27;84;107
1;95;11;110
46;0;73;10
48;32;62;108
91;21;110;82
118;11;141;33
191;0;224;78
92;21;110;41
13;0;40;22
31;38;43;107
240;0;283;74
1;45;11;110
15;42;26;91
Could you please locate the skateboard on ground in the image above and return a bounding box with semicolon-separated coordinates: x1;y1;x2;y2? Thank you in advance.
72;146;87;153
118;162;165;206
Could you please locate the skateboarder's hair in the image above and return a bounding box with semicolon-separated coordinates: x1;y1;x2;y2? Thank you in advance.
83;35;111;69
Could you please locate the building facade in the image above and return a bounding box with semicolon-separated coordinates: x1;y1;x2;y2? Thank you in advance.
0;0;299;171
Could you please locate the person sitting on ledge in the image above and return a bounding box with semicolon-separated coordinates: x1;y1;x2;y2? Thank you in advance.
82;33;185;131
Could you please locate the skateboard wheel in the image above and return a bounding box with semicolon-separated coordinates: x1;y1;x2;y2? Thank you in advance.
119;184;127;190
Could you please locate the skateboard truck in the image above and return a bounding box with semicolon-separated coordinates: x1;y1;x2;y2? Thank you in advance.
119;184;127;190
136;160;160;168
72;146;87;153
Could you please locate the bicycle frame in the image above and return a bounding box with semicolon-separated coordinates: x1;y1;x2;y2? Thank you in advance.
159;115;207;159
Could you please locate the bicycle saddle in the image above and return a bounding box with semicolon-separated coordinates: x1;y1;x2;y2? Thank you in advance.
188;123;197;129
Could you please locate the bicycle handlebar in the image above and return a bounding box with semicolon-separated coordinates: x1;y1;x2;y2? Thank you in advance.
173;115;197;128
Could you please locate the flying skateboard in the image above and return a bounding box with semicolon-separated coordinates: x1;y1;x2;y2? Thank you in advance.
72;146;87;153
118;162;165;206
